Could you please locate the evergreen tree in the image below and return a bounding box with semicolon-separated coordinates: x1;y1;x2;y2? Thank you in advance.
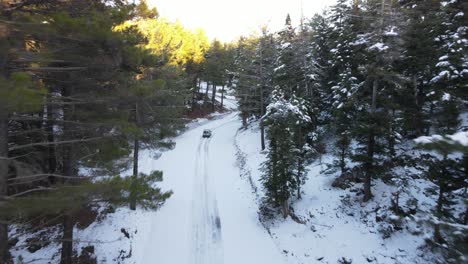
261;89;311;217
273;14;302;96
325;0;362;176
0;1;187;262
253;28;276;149
415;133;467;258
398;0;441;137
234;36;260;126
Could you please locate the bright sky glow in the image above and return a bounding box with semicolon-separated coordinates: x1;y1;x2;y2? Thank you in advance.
148;0;335;42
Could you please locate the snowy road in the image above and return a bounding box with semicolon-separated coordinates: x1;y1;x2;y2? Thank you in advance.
191;136;223;264
134;110;286;264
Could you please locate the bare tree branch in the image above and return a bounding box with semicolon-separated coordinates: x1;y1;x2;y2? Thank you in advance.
7;186;57;198
9;136;106;151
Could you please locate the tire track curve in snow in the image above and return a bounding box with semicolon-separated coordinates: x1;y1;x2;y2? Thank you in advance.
190;135;224;264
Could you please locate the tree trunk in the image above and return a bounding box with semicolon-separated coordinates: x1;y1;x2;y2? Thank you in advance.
463;206;467;225
296;160;302;199
0;113;11;264
260;85;265;151
130;137;139;211
211;82;216;112
340;146;346;175
205;81;209;99
296;129;304;199
60;214;74;264
363;79;378;202
464;154;468;225
191;77;198;111
436;184;444;217
130;102;140;210
46;101;57;175
282;199;290;218
220;85;225;109
363;131;375;202
391;192;400;215
388;109;396;160
260;124;266;151
197;78;201;93
371;79;378;113
60;86;75;264
433;224;443;244
242;112;247;128
433;183;445;243
60;148;74;264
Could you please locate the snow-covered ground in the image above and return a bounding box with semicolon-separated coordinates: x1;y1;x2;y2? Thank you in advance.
129;111;286;264
236;123;444;264
86;94;288;264
11;91;457;264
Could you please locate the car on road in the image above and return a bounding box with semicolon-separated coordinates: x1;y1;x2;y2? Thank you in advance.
202;129;212;138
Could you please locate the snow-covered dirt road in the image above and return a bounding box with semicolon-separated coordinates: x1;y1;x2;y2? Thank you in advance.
134;111;286;264
191;136;223;264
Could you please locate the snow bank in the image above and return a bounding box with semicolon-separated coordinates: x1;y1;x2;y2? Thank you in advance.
415;131;468;147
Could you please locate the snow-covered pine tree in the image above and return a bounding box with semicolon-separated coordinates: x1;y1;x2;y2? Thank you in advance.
398;0;441;137
307;13;333;125
430;0;467;135
325;0;363;176
415;133;467;259
273;14;302;97
346;0;404;201
234;36;259;126
261;89;312;217
254;28;277;150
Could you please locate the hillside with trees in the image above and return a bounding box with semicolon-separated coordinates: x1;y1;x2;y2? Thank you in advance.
0;0;466;263
0;1;211;263
230;0;467;262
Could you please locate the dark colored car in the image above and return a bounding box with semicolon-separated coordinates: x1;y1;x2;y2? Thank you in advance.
202;129;212;138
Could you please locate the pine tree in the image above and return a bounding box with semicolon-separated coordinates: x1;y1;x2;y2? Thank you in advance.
274;14;302;96
253;28;276;149
325;0;363;177
415;133;467;258
307;14;333;123
398;0;441;137
234;36;261;126
0;1;183;262
261;89;312;217
343;0;403;201
429;0;467;136
0;73;45;263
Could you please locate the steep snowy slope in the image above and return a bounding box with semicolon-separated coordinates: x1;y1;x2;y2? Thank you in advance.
235;123;443;264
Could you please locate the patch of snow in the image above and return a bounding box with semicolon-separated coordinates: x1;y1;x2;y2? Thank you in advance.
415;131;468;147
436;61;451;67
448;131;468;146
439;55;449;61
414;135;443;144
369;42;388;51
442;92;451;101
274;64;285;72
280;42;291;49
384;26;398;36
430;70;450;83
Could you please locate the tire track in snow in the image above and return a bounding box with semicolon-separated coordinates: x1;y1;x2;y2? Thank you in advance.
190;135;224;264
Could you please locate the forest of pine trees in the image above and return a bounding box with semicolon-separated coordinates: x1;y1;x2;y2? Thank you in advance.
0;1;213;263
0;0;467;263
229;0;467;260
